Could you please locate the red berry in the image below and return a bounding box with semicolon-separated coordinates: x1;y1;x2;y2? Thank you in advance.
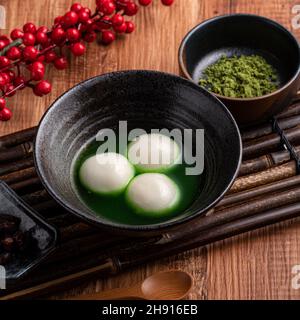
22;46;38;61
34;80;52;96
29;61;45;81
111;14;124;27
161;0;174;5
86;20;97;32
0;107;12;121
70;42;86;56
114;22;127;33
125;21;135;33
22;32;36;46
54;16;63;24
45;51;57;63
14;76;26;89
66;28;81;42
1;73;10;83
78;24;87;32
6;84;16;97
139;0;152;5
23;22;37;34
31;68;45;81
0;36;10;46
0;56;10;68
0;98;5;110
38;55;46;62
31;61;45;71
82;7;91;15
54;57;68;70
36;31;48;44
5;70;15;81
37;26;49;33
97;0;116;15
101;30;115;44
125;2;138;16
6;47;21;60
83;31;97;43
0;73;8;87
78;9;90;23
0;40;6;50
64;11;79;27
10;28;24;40
71;3;83;12
51;27;66;44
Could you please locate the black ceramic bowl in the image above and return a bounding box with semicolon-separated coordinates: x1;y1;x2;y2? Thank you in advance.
179;14;300;127
34;70;242;236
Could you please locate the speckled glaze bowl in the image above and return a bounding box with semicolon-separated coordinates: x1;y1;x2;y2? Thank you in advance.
34;70;242;236
179;14;300;127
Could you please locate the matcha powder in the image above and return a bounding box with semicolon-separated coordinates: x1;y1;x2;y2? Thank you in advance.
199;54;278;98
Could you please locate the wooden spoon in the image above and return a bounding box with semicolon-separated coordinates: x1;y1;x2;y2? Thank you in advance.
68;270;193;300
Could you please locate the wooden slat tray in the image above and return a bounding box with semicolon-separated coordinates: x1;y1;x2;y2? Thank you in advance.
2;98;300;299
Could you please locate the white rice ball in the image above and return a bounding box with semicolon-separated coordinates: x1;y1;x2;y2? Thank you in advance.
126;173;180;217
127;133;180;173
79;153;134;195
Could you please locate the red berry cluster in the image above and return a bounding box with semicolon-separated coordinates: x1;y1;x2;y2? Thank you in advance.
0;0;174;122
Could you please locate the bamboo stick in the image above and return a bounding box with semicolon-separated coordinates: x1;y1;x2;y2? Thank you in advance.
31;200;64;216
59;222;98;242
162;185;300;240
21;190;51;206
239;154;273;176
10;177;42;194
243;125;300;159
47;213;81;228
242;114;300;141
48;232;126;264
217;175;300;209
0;167;37;185
0;141;33;163
230;161;296;194
278;100;300;118
0;127;37;150
0;158;34;176
239;146;300;176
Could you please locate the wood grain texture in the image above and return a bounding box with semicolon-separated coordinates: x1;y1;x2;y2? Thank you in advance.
1;0;300;300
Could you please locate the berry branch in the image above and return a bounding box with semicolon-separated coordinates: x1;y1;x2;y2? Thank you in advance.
0;0;174;121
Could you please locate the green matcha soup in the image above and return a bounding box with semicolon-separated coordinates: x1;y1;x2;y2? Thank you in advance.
72;138;203;225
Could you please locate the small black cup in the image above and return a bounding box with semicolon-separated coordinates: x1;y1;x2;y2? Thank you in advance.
179;14;300;127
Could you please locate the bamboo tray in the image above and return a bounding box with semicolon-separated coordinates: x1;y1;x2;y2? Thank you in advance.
2;98;300;299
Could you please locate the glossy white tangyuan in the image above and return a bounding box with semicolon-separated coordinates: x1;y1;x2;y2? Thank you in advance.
127;133;181;173
126;173;180;217
79;153;134;195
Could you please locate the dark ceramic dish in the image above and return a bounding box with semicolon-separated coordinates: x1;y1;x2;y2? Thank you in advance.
34;70;242;236
179;14;300;127
0;181;57;283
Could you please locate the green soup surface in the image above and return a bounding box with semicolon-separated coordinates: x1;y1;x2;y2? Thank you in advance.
72;139;202;225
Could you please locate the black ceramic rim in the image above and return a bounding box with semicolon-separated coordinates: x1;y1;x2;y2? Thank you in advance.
34;70;242;233
178;14;300;102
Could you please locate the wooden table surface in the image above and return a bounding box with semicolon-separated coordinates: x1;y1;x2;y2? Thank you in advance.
1;0;300;300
